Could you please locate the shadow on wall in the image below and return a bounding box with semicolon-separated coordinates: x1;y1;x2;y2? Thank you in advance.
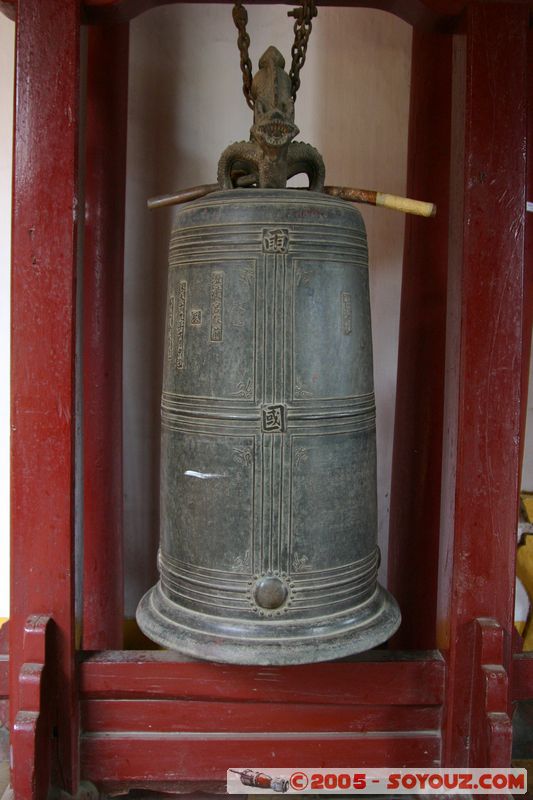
311;8;411;582
123;3;411;617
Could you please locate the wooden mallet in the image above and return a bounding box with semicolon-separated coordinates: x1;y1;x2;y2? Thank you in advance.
147;183;436;218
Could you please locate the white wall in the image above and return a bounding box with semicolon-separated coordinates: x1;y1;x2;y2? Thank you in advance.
0;14;14;619
123;4;412;614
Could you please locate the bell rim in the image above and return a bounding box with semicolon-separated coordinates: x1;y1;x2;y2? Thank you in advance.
136;581;401;665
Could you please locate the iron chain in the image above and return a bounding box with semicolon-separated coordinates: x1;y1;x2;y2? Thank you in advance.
232;0;318;109
232;2;255;109
288;0;317;101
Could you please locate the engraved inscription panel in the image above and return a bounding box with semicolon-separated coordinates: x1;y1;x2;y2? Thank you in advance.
167;295;175;362
210;271;223;342
175;281;187;369
292;260;373;400
164;260;258;401
290;431;377;570
160;431;254;570
341;292;352;335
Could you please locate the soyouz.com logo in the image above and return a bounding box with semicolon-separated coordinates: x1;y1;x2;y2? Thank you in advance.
227;768;527;794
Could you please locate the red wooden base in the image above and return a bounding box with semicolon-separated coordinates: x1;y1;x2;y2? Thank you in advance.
79;650;445;787
1;623;532;796
10;616;53;800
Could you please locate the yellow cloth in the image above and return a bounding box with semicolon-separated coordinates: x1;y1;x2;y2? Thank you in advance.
517;533;533;651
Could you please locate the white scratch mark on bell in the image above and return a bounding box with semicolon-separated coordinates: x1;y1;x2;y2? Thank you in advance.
184;470;227;480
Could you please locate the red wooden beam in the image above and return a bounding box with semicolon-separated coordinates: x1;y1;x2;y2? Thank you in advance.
437;3;529;766
0;657;7;702
1;649;526;705
512;653;533;702
0;0;460;28
0;0;14;20
79;653;445;786
81;698;441;733
80;0;459;27
520;28;533;473
388;26;452;650
469;620;512;769
10;0;81;793
79;651;446;705
11;617;53;800
81;733;442;786
82;22;129;651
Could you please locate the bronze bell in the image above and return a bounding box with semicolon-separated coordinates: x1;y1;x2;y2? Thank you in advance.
136;46;401;664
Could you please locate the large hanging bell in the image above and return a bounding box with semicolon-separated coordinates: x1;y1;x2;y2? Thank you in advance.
137;46;400;664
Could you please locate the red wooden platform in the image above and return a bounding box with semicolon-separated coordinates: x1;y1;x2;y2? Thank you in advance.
1;0;533;797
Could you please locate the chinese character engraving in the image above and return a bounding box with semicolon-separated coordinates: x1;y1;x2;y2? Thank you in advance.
231;377;253;400
262;228;289;253
167;295;175;362
233;447;253;467
190;309;202;325
230;303;246;328
296;267;312;287
210;271;223;342
239;268;255;289
175;281;187;369
341;291;352;335
262;404;286;433
294;447;309;467
233;549;251;571
294;375;312;398
293;552;311;572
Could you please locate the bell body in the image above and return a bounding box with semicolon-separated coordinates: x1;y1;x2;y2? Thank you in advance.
137;188;400;664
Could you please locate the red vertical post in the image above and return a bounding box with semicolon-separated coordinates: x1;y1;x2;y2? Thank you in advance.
10;0;80;794
82;23;129;651
438;3;528;766
388;27;452;649
520;31;533;474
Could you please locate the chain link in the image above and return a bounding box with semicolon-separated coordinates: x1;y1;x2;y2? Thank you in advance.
232;2;255;109
232;0;317;109
288;0;317;101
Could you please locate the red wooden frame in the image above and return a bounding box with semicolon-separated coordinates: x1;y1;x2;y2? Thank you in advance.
388;24;452;650
9;1;81;793
2;0;533;797
82;22;129;651
438;5;528;764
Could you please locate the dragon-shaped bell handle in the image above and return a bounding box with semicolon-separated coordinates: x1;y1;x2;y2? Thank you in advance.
217;46;325;191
